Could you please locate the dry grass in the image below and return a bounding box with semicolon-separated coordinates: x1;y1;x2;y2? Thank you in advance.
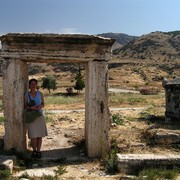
0;61;178;152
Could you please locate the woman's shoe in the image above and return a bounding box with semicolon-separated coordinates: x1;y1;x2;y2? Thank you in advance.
31;151;37;158
36;151;42;158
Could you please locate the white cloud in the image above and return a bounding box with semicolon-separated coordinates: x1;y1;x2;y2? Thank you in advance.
40;28;83;34
60;28;82;34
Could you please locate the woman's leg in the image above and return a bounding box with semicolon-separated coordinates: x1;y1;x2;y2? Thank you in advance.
37;137;42;152
31;138;37;151
35;137;43;158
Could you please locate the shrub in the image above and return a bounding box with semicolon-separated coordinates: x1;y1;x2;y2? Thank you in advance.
112;113;124;125
74;68;85;93
104;139;119;174
137;168;179;180
0;116;4;124
54;165;67;176
0;169;11;179
41;76;57;93
66;87;73;94
139;87;159;95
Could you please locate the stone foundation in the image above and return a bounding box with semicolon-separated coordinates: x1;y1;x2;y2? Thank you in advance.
117;154;180;174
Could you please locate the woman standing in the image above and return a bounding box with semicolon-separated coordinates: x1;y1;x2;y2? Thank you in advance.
24;78;48;158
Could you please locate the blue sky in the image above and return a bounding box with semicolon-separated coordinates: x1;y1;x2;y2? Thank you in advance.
0;0;180;36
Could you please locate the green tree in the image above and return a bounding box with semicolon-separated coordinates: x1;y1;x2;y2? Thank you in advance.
74;67;85;93
41;76;57;93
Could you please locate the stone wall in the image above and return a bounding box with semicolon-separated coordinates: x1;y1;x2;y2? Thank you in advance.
164;77;180;120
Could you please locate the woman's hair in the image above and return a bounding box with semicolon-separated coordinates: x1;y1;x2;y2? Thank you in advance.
29;78;38;86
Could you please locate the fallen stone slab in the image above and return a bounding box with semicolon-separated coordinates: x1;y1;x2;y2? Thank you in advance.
117;154;180;175
154;131;180;144
145;129;180;145
0;155;16;174
13;166;57;178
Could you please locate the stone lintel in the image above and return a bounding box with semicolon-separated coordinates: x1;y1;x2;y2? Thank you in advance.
0;52;112;63
0;33;115;63
117;153;180;174
0;33;115;46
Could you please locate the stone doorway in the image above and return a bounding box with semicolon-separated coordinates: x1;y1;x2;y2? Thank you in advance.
0;33;115;157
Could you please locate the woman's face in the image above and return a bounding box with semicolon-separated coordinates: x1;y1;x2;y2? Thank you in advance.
29;80;37;90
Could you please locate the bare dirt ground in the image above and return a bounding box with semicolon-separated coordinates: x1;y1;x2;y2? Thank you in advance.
46;109;180;179
5;107;178;179
0;109;131;179
41;109;126;179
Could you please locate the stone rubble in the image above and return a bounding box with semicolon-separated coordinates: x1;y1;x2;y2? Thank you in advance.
0;155;16;174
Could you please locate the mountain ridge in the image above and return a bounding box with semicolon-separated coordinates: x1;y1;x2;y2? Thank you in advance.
99;31;180;89
97;32;137;50
113;31;180;61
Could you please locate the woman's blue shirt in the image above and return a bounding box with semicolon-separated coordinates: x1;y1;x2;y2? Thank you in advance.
25;91;43;113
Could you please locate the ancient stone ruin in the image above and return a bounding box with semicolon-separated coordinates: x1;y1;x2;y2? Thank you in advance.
163;77;180;121
0;33;115;157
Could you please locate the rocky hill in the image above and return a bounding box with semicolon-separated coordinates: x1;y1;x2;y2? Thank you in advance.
97;32;137;50
107;31;180;90
97;31;180;64
113;31;180;60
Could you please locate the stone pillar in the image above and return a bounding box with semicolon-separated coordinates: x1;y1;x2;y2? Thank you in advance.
85;60;110;157
3;60;28;151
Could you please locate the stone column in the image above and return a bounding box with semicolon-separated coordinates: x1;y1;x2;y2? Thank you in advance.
85;60;110;157
3;60;28;151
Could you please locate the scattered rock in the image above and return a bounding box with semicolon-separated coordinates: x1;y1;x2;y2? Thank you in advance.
13;167;57;178
0;155;16;174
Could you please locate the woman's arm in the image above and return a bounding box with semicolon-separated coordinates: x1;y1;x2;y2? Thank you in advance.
41;93;45;108
24;94;31;110
31;92;45;111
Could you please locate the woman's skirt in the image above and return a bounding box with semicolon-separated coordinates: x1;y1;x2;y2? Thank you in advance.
27;115;48;139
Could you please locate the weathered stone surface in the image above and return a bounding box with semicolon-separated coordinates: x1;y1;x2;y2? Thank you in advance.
154;131;180;144
0;155;16;174
164;77;180;120
145;129;180;145
13;167;57;178
1;159;13;174
117;154;180;174
0;33;115;63
85;61;110;157
3;60;28;151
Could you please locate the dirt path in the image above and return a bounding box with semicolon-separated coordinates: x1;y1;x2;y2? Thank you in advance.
109;88;140;93
44;107;145;114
